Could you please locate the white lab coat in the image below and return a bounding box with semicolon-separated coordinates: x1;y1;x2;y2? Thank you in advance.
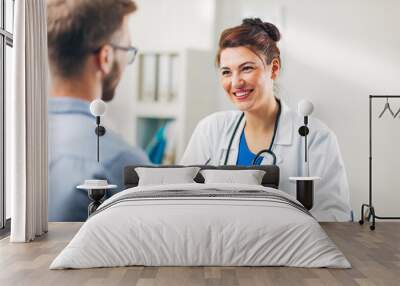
181;100;352;221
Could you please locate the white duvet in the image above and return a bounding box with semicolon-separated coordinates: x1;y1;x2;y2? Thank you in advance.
50;183;350;269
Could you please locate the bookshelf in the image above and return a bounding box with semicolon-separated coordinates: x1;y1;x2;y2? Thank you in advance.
132;49;218;164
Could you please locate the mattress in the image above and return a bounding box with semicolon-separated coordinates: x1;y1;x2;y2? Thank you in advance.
50;183;350;269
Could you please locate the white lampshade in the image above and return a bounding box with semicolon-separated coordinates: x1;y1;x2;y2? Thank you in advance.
297;100;314;116
90;99;106;116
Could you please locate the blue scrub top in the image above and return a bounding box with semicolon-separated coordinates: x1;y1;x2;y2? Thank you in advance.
236;130;263;166
48;97;150;222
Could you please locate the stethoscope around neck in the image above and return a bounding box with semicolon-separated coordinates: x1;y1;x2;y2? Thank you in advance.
223;100;281;166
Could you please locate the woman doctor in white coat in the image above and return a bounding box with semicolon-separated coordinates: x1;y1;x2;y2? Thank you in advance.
181;18;352;221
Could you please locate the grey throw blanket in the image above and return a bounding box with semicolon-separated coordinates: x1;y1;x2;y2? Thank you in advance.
91;188;313;218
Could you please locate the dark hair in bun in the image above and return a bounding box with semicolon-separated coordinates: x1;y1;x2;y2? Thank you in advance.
216;18;281;67
242;18;281;42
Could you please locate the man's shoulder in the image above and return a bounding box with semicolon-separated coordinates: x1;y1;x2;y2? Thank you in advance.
102;130;138;155
48;99;94;140
49;126;148;166
49;140;148;172
102;131;149;166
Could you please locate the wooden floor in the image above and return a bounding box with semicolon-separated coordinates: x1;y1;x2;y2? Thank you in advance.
0;222;399;286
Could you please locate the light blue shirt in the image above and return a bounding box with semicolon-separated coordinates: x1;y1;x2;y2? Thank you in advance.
48;97;149;222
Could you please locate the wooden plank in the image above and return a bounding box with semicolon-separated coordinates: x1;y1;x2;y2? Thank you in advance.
0;222;400;286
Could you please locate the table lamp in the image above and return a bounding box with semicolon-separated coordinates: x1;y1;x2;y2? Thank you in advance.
76;99;116;218
298;99;313;176
289;100;320;210
89;99;106;162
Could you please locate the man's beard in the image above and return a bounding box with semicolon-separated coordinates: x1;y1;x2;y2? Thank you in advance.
101;60;121;102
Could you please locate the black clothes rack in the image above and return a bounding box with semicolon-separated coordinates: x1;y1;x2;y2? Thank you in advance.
359;95;400;230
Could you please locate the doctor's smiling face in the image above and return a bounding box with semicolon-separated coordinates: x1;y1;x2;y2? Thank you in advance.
219;46;280;112
216;19;281;113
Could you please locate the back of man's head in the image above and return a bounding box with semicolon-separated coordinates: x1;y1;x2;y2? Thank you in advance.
47;0;137;79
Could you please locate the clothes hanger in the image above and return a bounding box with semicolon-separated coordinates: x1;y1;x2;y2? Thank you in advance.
378;97;395;118
393;106;400;118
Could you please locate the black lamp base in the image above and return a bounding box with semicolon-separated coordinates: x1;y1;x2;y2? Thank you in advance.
296;180;314;210
87;189;107;216
289;177;320;210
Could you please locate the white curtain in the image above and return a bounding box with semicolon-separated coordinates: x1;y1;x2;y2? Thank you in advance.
8;0;48;242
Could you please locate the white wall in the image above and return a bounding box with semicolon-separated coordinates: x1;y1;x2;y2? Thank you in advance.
105;0;216;145
215;0;400;219
104;0;400;220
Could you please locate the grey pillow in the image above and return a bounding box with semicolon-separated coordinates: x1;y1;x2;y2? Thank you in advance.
200;169;266;185
135;167;201;186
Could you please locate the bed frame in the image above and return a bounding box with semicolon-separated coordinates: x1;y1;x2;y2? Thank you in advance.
123;165;280;189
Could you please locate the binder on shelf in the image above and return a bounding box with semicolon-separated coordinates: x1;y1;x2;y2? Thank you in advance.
143;119;177;164
157;54;170;103
162;120;177;164
138;54;157;102
134;49;215;164
138;52;180;103
169;54;180;102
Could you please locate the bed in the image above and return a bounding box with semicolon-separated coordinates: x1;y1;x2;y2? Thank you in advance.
50;165;350;269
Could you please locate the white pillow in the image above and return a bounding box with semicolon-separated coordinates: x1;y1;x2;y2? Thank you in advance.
135;167;200;186
200;169;266;185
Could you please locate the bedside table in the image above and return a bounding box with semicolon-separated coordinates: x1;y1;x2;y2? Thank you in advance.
289;177;320;210
77;180;117;217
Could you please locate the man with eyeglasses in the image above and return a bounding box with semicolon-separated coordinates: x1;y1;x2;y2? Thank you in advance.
47;0;149;222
